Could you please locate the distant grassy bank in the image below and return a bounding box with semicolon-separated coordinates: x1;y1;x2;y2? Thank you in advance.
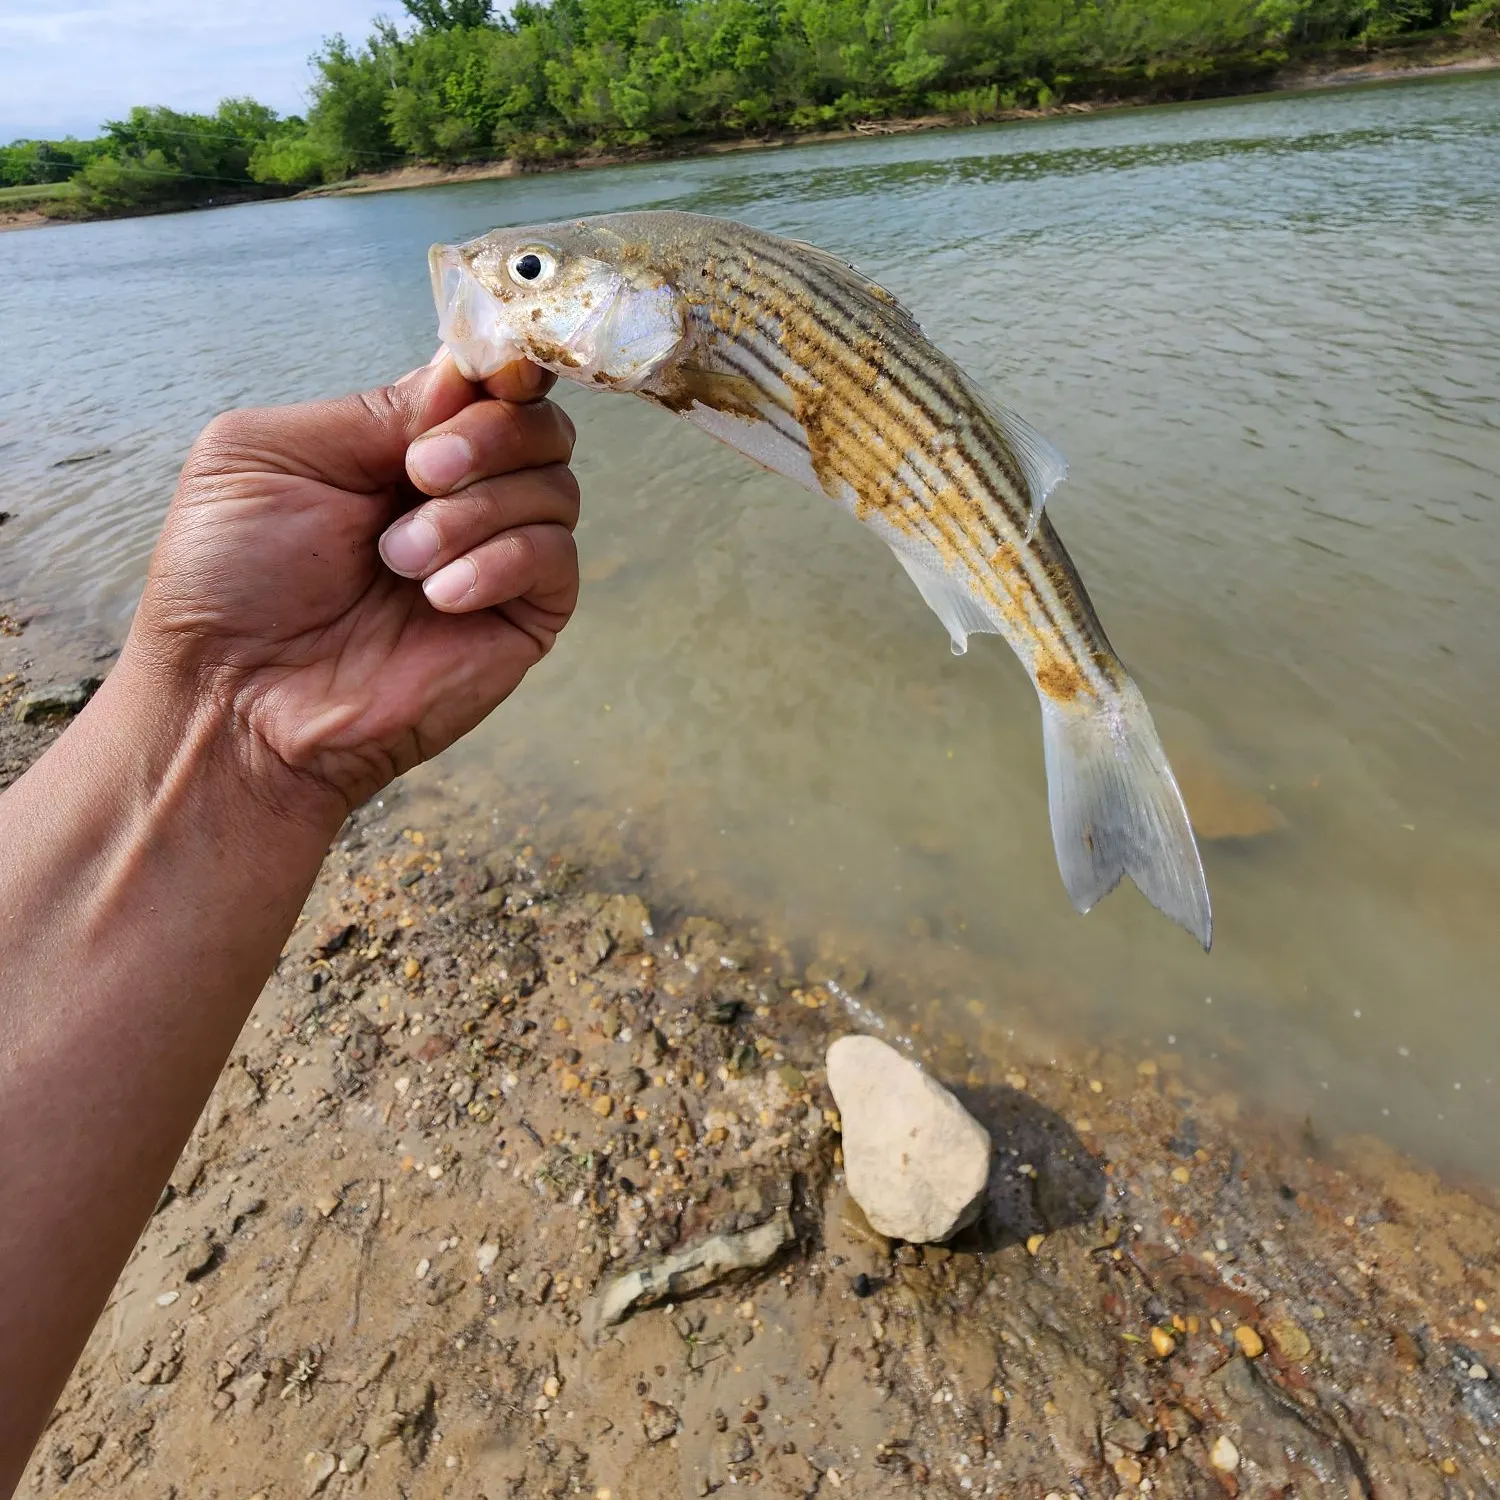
4;0;1496;231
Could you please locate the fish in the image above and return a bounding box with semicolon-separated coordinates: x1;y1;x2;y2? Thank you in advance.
429;210;1212;948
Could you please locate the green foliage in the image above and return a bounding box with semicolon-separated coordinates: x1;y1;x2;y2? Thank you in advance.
55;99;297;215
4;0;1476;216
306;34;402;173
0;138;105;187
248;135;331;187
404;0;496;29
1450;0;1499;31
290;0;1469;172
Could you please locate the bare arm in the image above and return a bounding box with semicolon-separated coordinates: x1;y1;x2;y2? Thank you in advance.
0;354;580;1491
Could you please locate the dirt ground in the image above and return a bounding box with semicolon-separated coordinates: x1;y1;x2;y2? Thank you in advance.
5;622;1500;1500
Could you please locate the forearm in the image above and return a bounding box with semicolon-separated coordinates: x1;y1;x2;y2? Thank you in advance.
0;651;343;1490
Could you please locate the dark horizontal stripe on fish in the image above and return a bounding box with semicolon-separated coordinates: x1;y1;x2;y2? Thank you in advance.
719;235;1116;677
698;249;1090;658
698;271;1098;671
704;230;1036;523
697;246;1094;657
696;247;1086;633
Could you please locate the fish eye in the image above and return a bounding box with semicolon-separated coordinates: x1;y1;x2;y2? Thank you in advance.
509;248;556;285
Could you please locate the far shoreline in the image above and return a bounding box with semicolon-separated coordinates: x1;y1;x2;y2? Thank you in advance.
4;42;1496;233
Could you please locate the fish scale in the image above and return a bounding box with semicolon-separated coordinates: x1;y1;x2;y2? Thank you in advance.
430;209;1213;947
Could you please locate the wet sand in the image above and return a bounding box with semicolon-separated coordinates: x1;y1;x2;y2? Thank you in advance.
5;613;1500;1498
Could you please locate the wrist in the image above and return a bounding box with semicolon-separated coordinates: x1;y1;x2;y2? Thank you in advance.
89;644;351;860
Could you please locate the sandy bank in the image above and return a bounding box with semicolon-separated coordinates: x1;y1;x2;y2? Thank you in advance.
5;611;1499;1498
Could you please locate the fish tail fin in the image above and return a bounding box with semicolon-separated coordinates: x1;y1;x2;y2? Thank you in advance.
1039;678;1212;949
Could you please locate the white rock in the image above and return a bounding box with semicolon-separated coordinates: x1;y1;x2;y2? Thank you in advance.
304;1450;337;1495
826;1035;991;1243
476;1241;500;1275
1210;1435;1240;1472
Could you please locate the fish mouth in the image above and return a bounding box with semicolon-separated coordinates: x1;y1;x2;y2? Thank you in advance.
429;244;523;380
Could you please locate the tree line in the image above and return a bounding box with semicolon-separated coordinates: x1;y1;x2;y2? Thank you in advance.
4;0;1494;217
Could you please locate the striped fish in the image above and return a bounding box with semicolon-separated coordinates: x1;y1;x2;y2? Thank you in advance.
430;210;1212;947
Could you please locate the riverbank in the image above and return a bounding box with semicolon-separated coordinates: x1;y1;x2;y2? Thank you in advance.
306;40;1500;204
6;610;1500;1498
4;39;1495;233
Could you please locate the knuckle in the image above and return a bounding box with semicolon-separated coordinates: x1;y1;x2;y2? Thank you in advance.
356;385;402;429
544;463;582;512
185;409;257;473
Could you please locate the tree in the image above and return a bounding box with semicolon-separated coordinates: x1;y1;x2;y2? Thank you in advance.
403;0;495;29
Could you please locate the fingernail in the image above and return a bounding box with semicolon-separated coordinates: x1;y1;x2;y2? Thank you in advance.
379;516;440;576
424;557;476;608
407;433;472;493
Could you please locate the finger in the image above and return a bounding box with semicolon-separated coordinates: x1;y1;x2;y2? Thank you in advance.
405;398;575;497
422;522;579;616
185;348;479;494
481;359;557;403
380;464;580;578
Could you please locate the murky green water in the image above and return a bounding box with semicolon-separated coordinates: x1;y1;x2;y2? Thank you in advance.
3;74;1498;1180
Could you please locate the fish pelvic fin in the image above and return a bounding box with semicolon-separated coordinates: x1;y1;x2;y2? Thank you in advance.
1040;678;1212;949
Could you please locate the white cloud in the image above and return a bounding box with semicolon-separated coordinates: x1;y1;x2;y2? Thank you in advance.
0;0;399;141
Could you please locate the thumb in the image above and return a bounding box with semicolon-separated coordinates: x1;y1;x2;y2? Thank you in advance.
185;352;479;495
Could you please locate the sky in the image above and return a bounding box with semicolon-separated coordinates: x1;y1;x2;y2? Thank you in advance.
0;0;399;142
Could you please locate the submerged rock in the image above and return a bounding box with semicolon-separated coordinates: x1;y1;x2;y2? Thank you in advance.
826;1034;991;1243
14;677;101;724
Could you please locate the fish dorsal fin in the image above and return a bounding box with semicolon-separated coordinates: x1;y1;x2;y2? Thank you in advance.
890;547;1000;656
960;377;1068;539
782;234;1067;539
782;239;928;343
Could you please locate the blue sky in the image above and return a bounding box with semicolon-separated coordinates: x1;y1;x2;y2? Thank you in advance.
0;1;398;142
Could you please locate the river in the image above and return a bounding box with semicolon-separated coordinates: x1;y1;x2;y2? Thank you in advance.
2;72;1498;1182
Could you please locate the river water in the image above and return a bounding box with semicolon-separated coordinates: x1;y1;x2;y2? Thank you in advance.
3;74;1498;1181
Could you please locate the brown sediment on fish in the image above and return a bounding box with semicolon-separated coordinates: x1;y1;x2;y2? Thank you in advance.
675;224;1115;698
646;363;767;422
527;337;584;369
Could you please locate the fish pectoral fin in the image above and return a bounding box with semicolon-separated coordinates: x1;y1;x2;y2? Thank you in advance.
961;378;1068;539
891;549;999;656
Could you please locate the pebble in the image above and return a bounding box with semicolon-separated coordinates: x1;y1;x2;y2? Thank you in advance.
155;1291;180;1307
1210;1435;1240;1472
14;678;100;724
1234;1325;1265;1358
338;1445;368;1475
641;1399;679;1443
592;1094;615;1117
415;1258;431;1280
1150;1327;1177;1358
543;1375;561;1399
314;1194;340;1219
476;1241;500;1274
303;1450;337;1495
1268;1319;1312;1361
826;1034;991;1243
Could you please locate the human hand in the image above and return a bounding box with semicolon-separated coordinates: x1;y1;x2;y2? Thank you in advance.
123;353;579;827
